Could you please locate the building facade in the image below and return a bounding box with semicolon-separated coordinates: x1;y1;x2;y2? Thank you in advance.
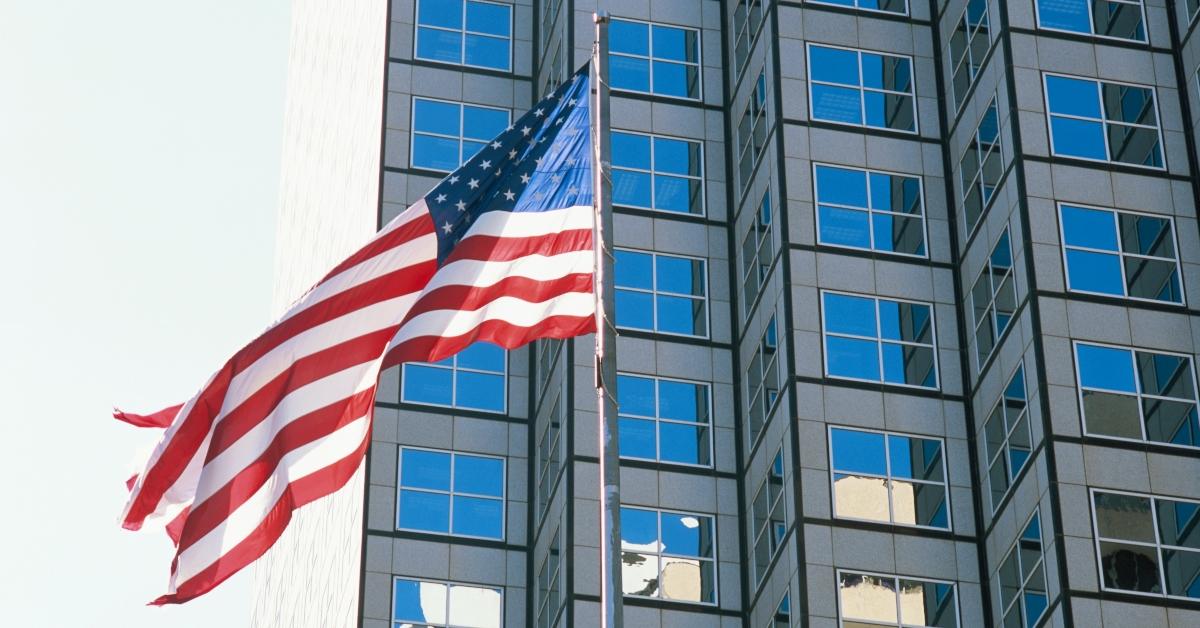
257;0;1200;626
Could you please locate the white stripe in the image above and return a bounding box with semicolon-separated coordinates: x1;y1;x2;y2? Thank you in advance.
422;249;594;294
463;204;592;239
390;291;595;346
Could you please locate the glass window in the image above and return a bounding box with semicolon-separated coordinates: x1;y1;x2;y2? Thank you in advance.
770;594;791;628
747;315;781;446
403;342;507;413
540;0;564;54
614;249;708;337
610;18;701;99
1060;204;1183;304
741;191;775;316
536;385;566;517
1075;342;1200;447
960;99;1003;234
415;0;512;71
808;44;916;132
617;373;712;466
1036;0;1146;42
733;0;765;74
997;511;1049;628
1190;0;1200;26
611;130;705;215
739;73;769;189
534;338;563;397
392;577;503;628
1092;490;1200;599
536;528;564;628
397;447;505;539
822;291;939;388
815;164;926;257
984;365;1034;511
620;506;717;604
830;427;950;529
838;571;959;628
1044;74;1164;168
950;0;991;109
809;0;908;15
752;449;787;585
412;98;510;172
971;229;1017;368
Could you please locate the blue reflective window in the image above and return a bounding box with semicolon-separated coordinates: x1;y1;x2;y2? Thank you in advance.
393;578;503;628
617;373;711;466
415;0;512;71
810;0;907;13
610;18;701;99
619;506;717;603
611;130;704;214
751;449;787;585
830;427;949;529
614;249;708;336
733;0;766;74
1061;204;1183;303
822;292;938;388
960;100;1003;234
1036;0;1145;41
1045;74;1163;168
403;342;507;412
971;230;1017;368
398;448;506;539
996;511;1048;627
983;365;1034;511
412;98;510;172
815;164;925;257
950;0;992;109
746;315;781;445
1076;343;1200;447
809;45;916;132
741;191;775;317
738;73;769;190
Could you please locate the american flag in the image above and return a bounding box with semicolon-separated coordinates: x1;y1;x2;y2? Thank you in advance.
117;67;596;604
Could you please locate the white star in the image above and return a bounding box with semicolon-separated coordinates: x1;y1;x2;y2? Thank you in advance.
566;158;577;166
491;141;502;149
534;108;545;117
555;118;564;125
468;178;480;189
569;98;577;106
551;173;562;183
520;173;531;184
455;200;467;212
508;149;518;159
567;185;579;195
435;193;447;203
442;221;454;234
535;157;544;167
449;175;459;184
521;126;532;136
480;160;492;170
503;189;516;201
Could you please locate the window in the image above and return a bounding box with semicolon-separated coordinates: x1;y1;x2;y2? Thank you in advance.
620;506;717;603
402;342;507;413
997;511;1049;628
614;249;708;337
610;18;701;100
1075;342;1200;447
746;315;781;445
741;191;775;314
617;373;712;466
770;594;791;628
392;577;503;628
829;427;950;529
1060;204;1183;304
971;229;1017;368
411;98;510;172
808;44;916;133
809;0;908;15
821;291;939;388
814;163;926;257
415;0;512;71
536;389;565;517
534;338;563;397
752;449;787;584
1190;0;1200;26
540;0;563;53
960;99;1002;234
1092;489;1200;599
733;0;765;74
397;448;505;539
949;0;991;108
1044;74;1164;168
838;570;959;628
1035;0;1146;42
611;130;705;215
739;73;769;189
536;529;564;628
984;365;1034;511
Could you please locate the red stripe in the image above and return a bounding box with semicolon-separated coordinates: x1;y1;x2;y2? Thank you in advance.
316;209;433;285
404;273;593;322
114;404;183;428
384;313;595;368
447;228;592;264
166;507;190;546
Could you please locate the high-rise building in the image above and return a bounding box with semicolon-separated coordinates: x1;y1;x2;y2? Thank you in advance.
253;0;1200;626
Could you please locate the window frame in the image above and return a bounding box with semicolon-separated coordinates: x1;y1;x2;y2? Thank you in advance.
1089;487;1200;601
535;378;567;518
535;521;565;628
396;445;508;541
1033;0;1148;44
732;0;767;77
741;189;776;319
807;0;910;17
413;0;514;72
746;314;782;448
959;97;1003;239
806;42;919;135
616;371;715;468
995;509;1049;628
738;72;769;192
751;447;788;587
401;343;509;414
619;505;720;606
970;227;1017;370
1041;72;1166;171
611;128;707;216
409;96;512;174
812;161;929;260
819;289;941;390
613;247;711;339
949;0;992;110
836;568;961;628
608;16;703;102
390;575;505;628
983;363;1034;513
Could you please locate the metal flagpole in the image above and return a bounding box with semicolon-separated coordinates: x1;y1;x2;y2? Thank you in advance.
591;11;624;628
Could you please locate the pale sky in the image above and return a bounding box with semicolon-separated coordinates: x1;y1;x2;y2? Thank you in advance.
0;1;291;625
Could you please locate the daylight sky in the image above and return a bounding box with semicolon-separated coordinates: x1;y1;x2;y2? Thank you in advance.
0;2;290;625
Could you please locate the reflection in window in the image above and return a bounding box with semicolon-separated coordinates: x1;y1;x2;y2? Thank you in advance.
1060;204;1183;304
610;18;701;99
742;191;775;316
1044;74;1163;168
752;449;787;585
1035;0;1146;41
838;571;959;627
540;0;563;54
620;506;717;603
536;385;566;518
997;511;1049;627
984;366;1034;511
612;130;704;215
809;0;907;15
739;73;769;189
815;164;926;257
397;448;506;539
1191;0;1200;26
1092;490;1200;599
733;0;765;74
403;342;507;412
617;374;712;466
829;427;950;529
536;528;564;628
747;315;781;445
392;577;503;628
614;249;708;337
950;0;991;109
1075;343;1200;447
534;338;563;397
808;44;916;132
971;229;1017;368
771;593;791;628
822;291;939;388
415;0;512;71
960;99;1002;234
411;98;510;172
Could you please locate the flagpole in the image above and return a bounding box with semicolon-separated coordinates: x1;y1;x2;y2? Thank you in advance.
592;11;623;628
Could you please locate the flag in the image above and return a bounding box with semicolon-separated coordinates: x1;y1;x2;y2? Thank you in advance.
117;66;596;604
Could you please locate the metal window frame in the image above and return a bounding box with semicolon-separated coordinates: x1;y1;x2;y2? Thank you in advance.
835;568;962;628
806;42;920;135
610;128;708;216
806;0;911;18
413;0;515;72
390;575;505;628
958;95;1003;240
614;371;716;468
970;227;1017;371
983;362;1033;513
1041;72;1167;171
1032;0;1148;44
409;95;513;174
401;341;510;414
608;16;704;101
819;288;942;390
396;445;508;541
812;161;930;260
1089;487;1200;601
994;508;1049;628
612;247;712;339
750;446;788;586
950;0;993;110
746;313;782;448
619;504;721;606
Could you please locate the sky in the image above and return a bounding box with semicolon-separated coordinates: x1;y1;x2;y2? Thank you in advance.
0;1;291;625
